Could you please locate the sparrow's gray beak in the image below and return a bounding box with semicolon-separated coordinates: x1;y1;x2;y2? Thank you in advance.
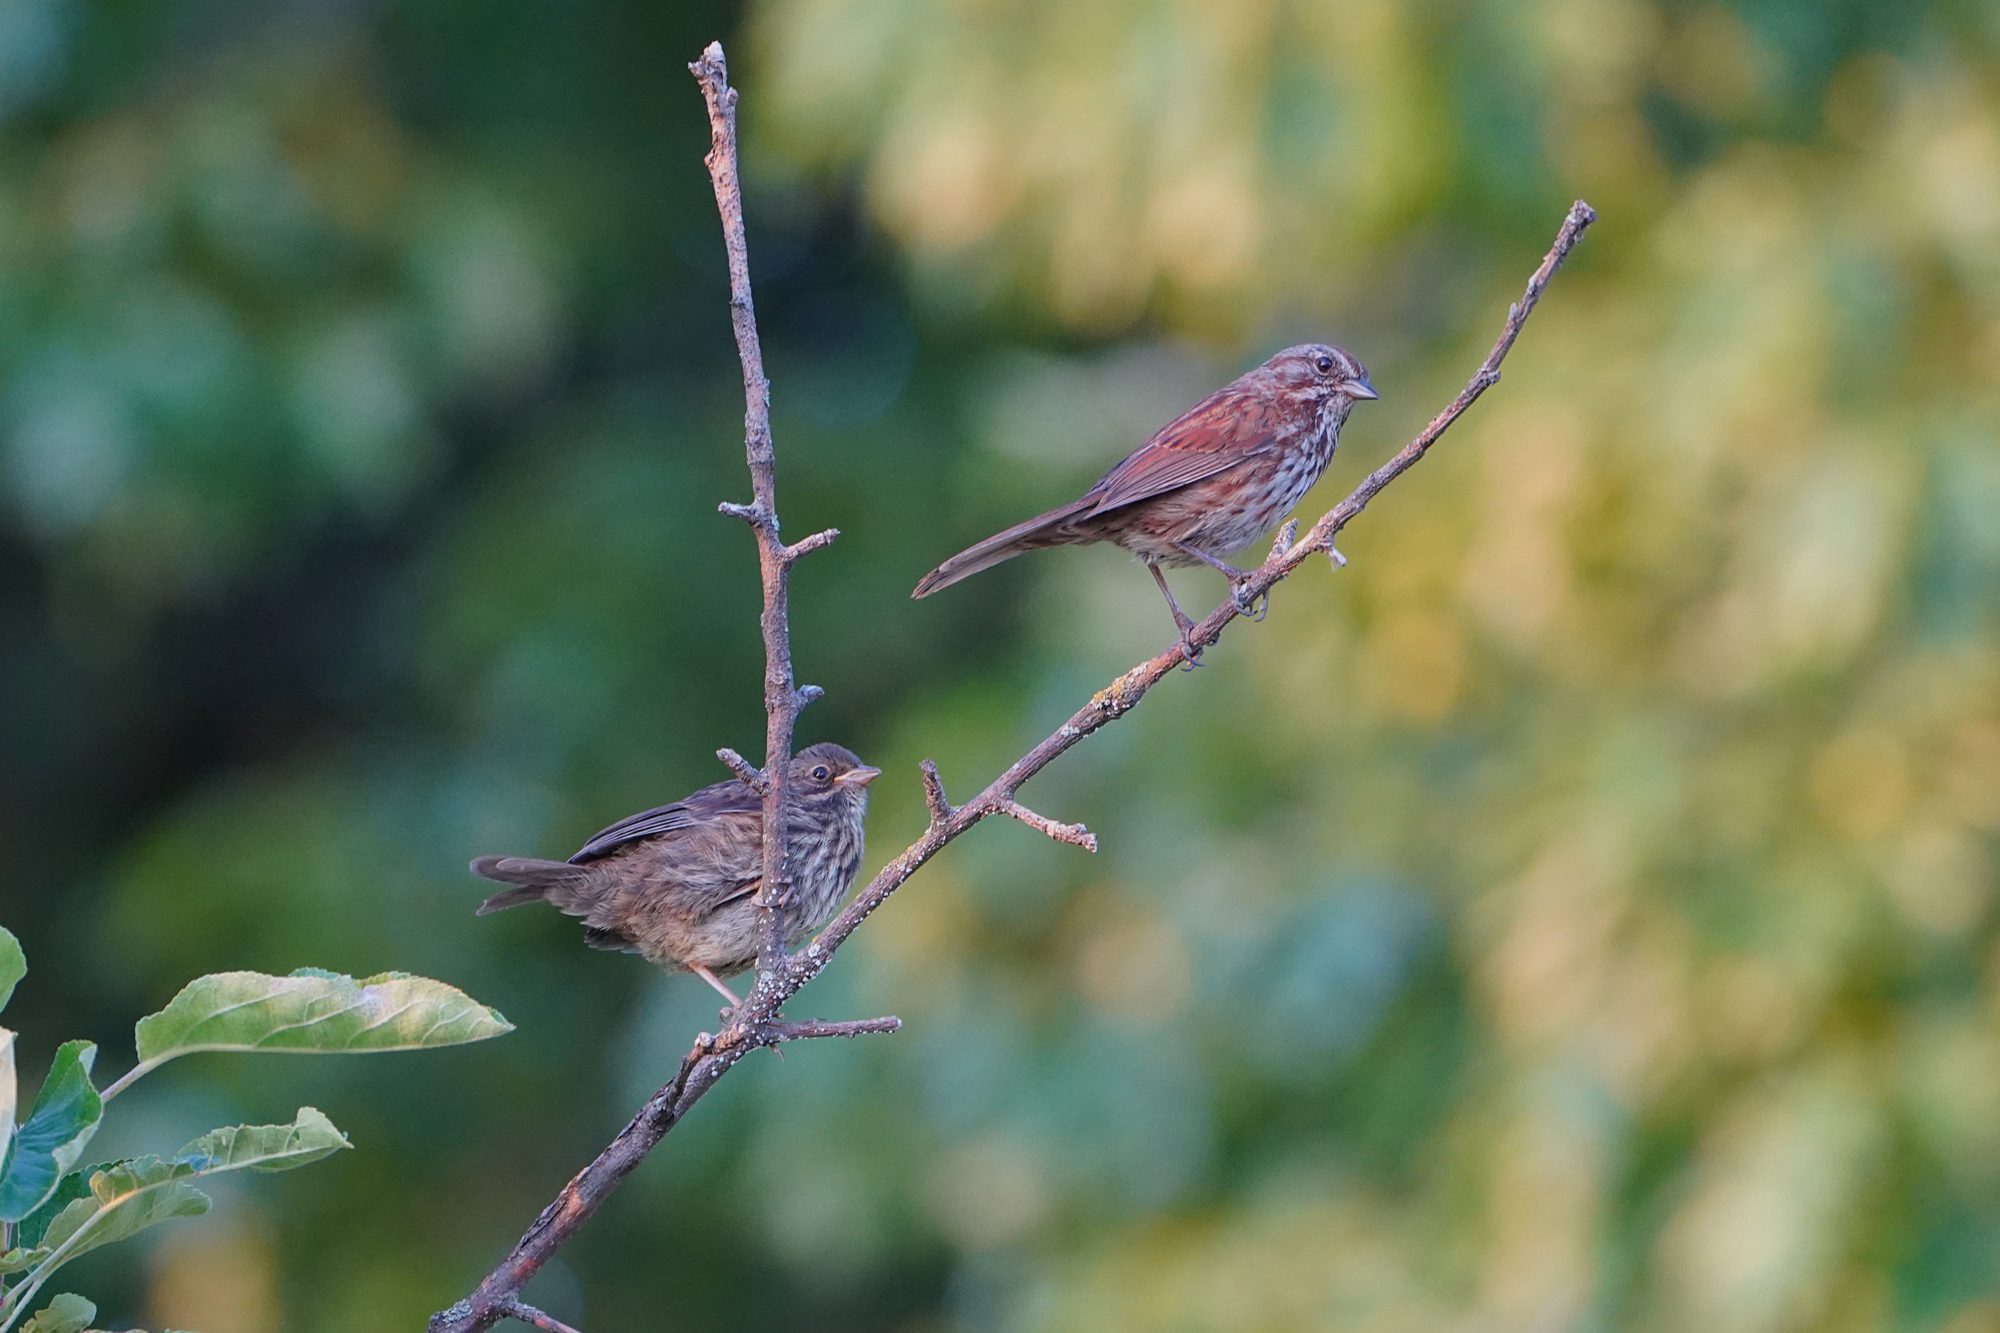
1347;375;1379;400
838;766;883;787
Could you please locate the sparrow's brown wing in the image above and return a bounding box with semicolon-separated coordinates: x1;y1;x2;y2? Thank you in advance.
912;370;1277;599
1082;389;1275;517
567;778;759;864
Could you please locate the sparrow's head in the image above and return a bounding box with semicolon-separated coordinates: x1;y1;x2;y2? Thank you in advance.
1266;343;1377;406
790;743;881;811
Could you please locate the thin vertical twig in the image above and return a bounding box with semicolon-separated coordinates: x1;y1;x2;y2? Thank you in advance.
695;40;835;981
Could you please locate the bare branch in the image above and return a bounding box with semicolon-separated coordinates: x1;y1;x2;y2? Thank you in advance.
1293;202;1597;567
687;39;810;978
997;799;1099;852
430;1041;715;1332
429;42;864;1331
428;48;1594;1327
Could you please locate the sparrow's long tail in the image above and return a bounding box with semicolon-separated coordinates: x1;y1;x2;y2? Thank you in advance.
912;497;1094;598
469;855;583;914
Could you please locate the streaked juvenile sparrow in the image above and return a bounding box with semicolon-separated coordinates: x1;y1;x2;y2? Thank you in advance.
471;742;879;1004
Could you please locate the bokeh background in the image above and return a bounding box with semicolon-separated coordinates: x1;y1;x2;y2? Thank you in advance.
2;0;1998;1329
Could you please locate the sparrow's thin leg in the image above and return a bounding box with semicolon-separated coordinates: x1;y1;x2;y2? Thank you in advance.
1171;540;1253;581
691;964;743;1007
1173;541;1267;620
1147;562;1202;666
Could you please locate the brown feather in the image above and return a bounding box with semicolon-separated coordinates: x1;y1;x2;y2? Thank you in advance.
911;496;1095;598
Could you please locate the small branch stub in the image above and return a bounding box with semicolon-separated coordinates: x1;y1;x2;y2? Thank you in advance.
766;1015;904;1043
920;760;953;824
717;747;767;790
501;1302;582;1333
998;799;1099;853
785;528;840;562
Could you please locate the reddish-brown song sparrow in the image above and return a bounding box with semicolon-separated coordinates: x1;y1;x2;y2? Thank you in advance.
470;743;879;1005
913;344;1376;653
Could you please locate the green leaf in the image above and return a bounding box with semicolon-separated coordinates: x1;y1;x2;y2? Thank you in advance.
1;1110;348;1326
0;1029;15;1186
0;930;22;1016
25;1170;207;1287
33;1109;348;1267
121;970;511;1091
0;1044;101;1222
0;1244;45;1276
168;1106;351;1177
17;1170;94;1253
18;1293;93;1333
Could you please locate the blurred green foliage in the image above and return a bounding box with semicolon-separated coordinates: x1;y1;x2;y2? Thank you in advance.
1;0;1996;1329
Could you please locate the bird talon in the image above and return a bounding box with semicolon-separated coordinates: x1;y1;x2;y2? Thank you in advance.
1230;580;1269;621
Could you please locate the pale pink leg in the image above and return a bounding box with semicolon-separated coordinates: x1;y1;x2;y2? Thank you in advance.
1171;540;1252;581
1147;563;1202;665
691;964;743;1007
1174;540;1266;619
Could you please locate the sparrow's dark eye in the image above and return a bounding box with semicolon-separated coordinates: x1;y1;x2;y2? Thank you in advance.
1315;355;1335;374
811;765;830;781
